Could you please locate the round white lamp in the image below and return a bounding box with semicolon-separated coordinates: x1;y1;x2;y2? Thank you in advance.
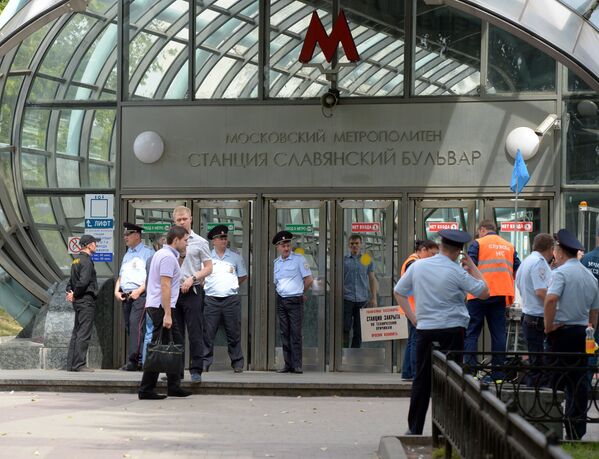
133;131;164;164
577;99;598;118
505;127;539;160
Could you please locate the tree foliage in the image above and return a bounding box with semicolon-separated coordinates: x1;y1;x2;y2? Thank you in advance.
0;1;9;15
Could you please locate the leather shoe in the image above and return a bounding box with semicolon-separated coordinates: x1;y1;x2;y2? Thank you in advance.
233;367;243;373
138;392;167;400
75;367;94;372
190;373;202;383
121;363;140;371
277;367;292;373
292;368;303;374
167;388;192;397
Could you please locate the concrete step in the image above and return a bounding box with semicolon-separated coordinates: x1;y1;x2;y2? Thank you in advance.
0;369;412;397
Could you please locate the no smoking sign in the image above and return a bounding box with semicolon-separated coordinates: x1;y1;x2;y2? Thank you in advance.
68;237;82;254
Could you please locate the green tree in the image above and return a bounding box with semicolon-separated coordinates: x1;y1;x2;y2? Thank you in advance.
0;1;9;14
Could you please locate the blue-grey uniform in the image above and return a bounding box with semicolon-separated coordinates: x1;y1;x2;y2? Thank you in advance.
203;241;248;372
273;230;312;373
117;223;155;370
393;229;487;435
515;250;552;382
545;229;599;440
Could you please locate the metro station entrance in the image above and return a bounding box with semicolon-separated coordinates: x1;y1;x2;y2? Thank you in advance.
119;194;551;373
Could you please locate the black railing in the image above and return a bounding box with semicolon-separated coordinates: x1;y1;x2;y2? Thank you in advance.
431;350;574;459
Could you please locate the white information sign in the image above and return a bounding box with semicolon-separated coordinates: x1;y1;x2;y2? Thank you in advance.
360;306;409;342
84;194;115;262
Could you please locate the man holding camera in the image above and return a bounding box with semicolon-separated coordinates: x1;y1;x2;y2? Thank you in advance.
114;222;155;371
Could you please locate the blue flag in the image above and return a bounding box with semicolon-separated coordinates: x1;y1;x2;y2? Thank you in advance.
510;149;529;194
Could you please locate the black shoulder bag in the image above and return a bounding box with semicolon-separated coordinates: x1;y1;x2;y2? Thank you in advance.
143;328;183;374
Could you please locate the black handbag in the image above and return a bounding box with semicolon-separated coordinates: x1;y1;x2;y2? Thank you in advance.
143;328;183;374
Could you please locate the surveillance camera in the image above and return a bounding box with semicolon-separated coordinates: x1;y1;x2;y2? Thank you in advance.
534;114;558;137
321;89;340;109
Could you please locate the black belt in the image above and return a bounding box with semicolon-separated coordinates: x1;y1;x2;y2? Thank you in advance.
522;314;543;325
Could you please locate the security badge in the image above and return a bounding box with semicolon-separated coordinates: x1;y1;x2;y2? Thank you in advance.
539;266;546;281
304;263;310;270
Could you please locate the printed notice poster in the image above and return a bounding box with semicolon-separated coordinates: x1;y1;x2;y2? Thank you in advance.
360;306;409;342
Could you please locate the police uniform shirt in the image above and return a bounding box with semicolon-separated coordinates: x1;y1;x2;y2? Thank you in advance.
343;253;374;302
274;251;312;297
204;248;247;297
515;251;551;317
179;229;211;284
547;258;599;326
581;247;599;281
394;253;486;330
119;242;155;292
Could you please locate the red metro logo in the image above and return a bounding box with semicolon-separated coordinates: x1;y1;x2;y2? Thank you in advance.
299;10;360;64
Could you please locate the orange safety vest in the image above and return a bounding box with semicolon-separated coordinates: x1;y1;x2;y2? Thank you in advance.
467;234;515;305
400;253;420;312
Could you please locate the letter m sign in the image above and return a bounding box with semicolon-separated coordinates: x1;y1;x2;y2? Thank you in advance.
299;10;360;63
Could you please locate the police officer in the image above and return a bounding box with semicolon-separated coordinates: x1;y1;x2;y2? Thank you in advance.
394;229;489;435
515;233;554;386
273;231;313;374
114;222;154;371
202;224;247;372
544;229;599;440
66;234;100;372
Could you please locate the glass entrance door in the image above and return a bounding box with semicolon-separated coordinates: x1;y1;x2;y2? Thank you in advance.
335;200;394;372
483;199;549;260
194;200;251;370
414;200;477;242
268;200;327;371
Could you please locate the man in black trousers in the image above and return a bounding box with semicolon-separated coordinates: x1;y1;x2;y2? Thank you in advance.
66;234;99;372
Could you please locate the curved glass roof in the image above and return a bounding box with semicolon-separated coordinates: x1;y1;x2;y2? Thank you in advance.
0;0;596;326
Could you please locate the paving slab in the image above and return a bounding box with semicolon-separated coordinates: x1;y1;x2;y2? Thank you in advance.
0;392;420;459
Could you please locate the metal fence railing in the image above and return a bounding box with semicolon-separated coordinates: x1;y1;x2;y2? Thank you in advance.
431;350;575;459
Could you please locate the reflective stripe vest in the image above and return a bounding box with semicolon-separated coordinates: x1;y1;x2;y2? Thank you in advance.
400;253;420;312
467;234;515;304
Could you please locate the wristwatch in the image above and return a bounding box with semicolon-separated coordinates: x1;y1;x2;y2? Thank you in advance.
191;275;197;283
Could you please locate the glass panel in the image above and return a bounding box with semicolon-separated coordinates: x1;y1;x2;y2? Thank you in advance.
414;0;481;96
492;207;541;260
421;207;469;242
21;109;50;150
60;196;85;219
487;26;555;93
341;205;391;369
269;1;328;99
0;265;42;331
21;153;48;188
87;0;115;15
89;110;116;161
565;97;599;183
89;164;111;188
0;76;23;144
56;158;80;188
339;2;405;97
9;19;52;70
0;204;9;230
195;0;259;99
567;68;594;93
26;196;56;224
56;110;84;156
28;77;60;103
0;151;21;218
128;1;189;100
38;229;71;274
39;15;97;78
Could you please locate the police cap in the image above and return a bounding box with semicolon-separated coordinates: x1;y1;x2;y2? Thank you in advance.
123;222;143;234
438;229;472;248
272;230;293;246
555;229;584;252
80;234;100;247
207;224;229;240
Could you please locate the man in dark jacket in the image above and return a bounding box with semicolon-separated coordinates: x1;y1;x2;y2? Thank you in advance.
66;234;99;372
